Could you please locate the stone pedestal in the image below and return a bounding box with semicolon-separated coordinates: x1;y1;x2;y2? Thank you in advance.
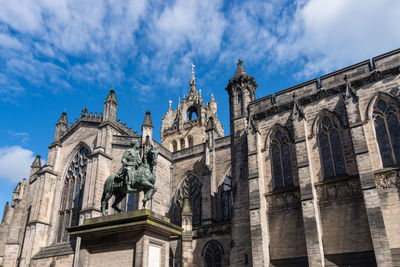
68;210;182;267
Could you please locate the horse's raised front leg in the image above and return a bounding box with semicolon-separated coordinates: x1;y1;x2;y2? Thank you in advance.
141;181;158;209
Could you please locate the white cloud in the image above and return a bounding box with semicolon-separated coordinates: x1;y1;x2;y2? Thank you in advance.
0;0;399;101
275;0;400;77
0;146;35;182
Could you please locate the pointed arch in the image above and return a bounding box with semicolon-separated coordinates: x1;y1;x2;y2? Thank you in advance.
56;144;91;243
313;110;347;179
171;172;202;226
266;124;295;189
368;91;400;167
202;240;224;267
311;109;346;138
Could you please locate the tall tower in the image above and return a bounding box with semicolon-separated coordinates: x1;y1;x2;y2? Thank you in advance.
225;59;257;266
103;89;118;122
160;65;224;152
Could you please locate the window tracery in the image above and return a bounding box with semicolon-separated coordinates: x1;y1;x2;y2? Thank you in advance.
204;241;222;267
270;129;294;189
56;146;90;243
170;174;202;226
318;115;346;179
373;98;400;167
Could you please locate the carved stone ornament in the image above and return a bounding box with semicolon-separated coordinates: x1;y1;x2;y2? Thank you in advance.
315;176;362;202
265;188;301;212
374;169;400;190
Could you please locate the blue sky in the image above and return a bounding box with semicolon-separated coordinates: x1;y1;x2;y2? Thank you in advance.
0;0;399;217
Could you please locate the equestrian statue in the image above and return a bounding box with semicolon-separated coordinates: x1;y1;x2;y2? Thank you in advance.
101;139;158;215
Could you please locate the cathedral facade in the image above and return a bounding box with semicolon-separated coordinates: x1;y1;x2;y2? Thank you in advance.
1;48;400;267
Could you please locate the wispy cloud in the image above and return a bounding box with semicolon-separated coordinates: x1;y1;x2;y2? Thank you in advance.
0;0;399;102
0;146;35;182
8;131;30;144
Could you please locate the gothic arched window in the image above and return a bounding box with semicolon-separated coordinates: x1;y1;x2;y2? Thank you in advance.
220;170;232;221
57;146;90;243
180;138;185;150
204;241;223;267
172;140;177;152
270;129;294;189
188;136;194;147
318;115;346;179
170;174;202;226
373;98;400;167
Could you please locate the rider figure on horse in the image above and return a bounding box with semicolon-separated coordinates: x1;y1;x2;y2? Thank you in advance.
121;139;141;192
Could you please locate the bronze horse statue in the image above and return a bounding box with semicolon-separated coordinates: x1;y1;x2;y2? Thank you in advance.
101;144;158;215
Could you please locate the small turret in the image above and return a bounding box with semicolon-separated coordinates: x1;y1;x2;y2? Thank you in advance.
30;155;41;177
104;89;118;122
226;59;257;119
208;93;217;115
54;112;68;141
141;111;154;146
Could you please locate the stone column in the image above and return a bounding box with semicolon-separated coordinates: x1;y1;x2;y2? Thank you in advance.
247;121;270;266
292;108;325;267
343;94;393;266
181;198;193;267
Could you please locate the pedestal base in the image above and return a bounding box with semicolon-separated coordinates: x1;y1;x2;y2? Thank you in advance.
68;210;182;267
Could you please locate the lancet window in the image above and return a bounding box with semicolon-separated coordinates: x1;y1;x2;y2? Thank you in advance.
318;115;346;179
373;98;400;167
56;146;90;243
220;170;232;221
180;138;185;150
172;140;178;152
270;129;294;189
188;135;194;147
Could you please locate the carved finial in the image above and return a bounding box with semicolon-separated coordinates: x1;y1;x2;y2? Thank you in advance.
290;92;305;121
169;100;172;110
343;74;358;102
234;59;248;78
210;93;215;102
81;107;88;117
189;63;197;91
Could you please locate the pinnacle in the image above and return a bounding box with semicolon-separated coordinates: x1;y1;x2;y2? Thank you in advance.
57;111;68;125
142;111;153;128
105;88;118;104
31;155;41;168
234;59;248;78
